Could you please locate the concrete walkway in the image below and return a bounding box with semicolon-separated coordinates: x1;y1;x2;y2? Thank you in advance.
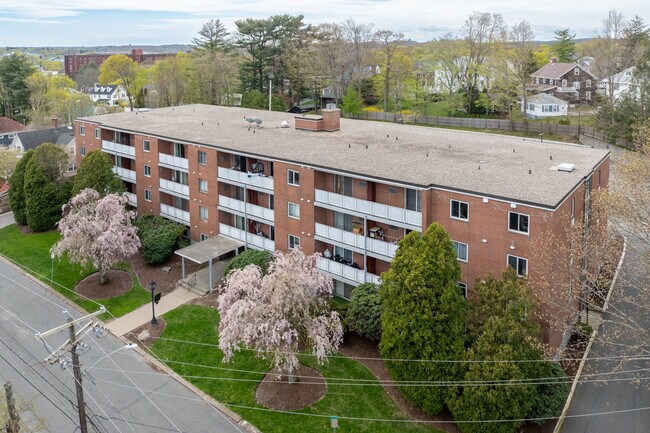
0;211;15;229
106;287;200;336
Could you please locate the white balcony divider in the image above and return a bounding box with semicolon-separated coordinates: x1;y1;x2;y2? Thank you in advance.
316;257;381;285
217;167;274;192
314;223;398;259
125;192;137;207
219;223;275;252
102;140;135;157
112;166;136;182
160;204;190;224
159;178;190;197
218;195;274;223
158;153;189;170
314;189;422;228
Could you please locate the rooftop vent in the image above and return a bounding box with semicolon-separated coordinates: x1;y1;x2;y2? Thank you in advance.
281;121;290;128
557;163;575;172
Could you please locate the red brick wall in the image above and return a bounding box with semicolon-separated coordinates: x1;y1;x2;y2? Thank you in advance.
273;162;315;254
74;121;102;167
133;134;159;216
187;145;219;241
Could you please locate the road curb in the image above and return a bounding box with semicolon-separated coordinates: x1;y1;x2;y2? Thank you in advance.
553;235;627;433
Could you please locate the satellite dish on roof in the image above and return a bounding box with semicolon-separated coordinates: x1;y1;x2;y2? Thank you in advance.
245;117;255;124
254;118;262;126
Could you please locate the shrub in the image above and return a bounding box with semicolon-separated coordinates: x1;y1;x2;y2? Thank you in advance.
528;362;570;424
330;299;350;334
134;214;185;264
8;149;34;225
224;249;273;276
557;117;571;125
346;283;382;340
72;150;124;196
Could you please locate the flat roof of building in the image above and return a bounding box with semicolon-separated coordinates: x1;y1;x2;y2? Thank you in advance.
79;105;609;208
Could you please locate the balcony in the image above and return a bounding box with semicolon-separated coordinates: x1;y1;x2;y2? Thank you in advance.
217;167;274;193
314;189;422;229
160;204;190;225
159;178;190;198
314;223;399;260
112;166;136;183
158;153;189;170
125;192;137;207
316;257;381;285
218;195;274;225
102;140;135;157
219;223;275;252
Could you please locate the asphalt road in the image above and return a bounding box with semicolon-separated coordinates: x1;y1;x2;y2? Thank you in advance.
0;257;245;433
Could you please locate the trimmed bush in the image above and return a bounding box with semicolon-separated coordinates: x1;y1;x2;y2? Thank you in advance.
134;214;185;264
346;283;382;340
8;149;34;225
224;249;273;276
72;150;124;196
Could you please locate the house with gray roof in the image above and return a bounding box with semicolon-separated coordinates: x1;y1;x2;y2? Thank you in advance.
529;60;599;103
522;93;569;119
89;84;128;107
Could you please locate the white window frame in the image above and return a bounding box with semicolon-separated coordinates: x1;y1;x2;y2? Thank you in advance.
144;189;152;202
573;81;581;90
507;255;528;277
80;146;86;156
586;91;591;101
288;202;300;219
287;169;300;186
198;150;207;165
288;234;300;249
143;140;150;152
574;67;580;75
144;164;151;177
562;79;568;87
199;206;208;221
199;179;208;193
69;146;76;155
508;211;530;235
450;199;469;221
94;128;100;139
80;125;85;136
586;79;591;88
452;240;468;262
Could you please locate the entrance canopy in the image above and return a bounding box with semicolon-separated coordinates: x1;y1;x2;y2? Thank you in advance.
175;235;244;264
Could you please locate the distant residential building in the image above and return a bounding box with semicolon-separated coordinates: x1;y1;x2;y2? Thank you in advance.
529;60;599;103
64;49;174;77
522;94;569;118
88;84;128;107
601;66;643;101
0;117;27;134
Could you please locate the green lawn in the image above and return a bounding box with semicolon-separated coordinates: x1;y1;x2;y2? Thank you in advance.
152;305;438;433
0;224;150;318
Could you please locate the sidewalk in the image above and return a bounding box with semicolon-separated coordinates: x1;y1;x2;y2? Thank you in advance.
106;287;200;336
0;211;15;229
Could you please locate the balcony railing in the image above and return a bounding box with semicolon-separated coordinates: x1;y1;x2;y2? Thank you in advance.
219;223;275;252
217;167;274;192
160;204;190;225
102;140;135;157
125;192;137;207
159;178;189;198
112;166;136;182
218;195;274;224
314;189;422;228
316;257;381;285
158;153;189;170
314;223;399;259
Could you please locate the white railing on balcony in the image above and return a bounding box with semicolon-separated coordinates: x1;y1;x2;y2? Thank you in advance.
314;223;399;259
217;167;274;192
158;153;189;170
102;140;136;157
160;204;190;225
316;257;381;285
314;189;422;228
159;178;190;197
112;166;136;182
125;192;137;207
219;223;275;252
218;195;274;223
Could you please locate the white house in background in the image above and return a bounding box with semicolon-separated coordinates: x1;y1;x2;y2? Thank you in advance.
523;93;569;118
601;66;642;101
89;84;128;106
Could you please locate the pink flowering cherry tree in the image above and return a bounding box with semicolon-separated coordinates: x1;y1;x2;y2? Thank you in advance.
53;188;140;285
217;249;343;382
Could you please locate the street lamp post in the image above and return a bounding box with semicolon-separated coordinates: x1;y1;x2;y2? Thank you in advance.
50;250;55;288
268;72;275;112
149;281;157;326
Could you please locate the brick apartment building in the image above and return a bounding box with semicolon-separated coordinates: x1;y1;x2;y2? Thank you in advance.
74;105;610;347
64;49;174;77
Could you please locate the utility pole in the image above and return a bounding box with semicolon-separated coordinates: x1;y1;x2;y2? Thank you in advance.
4;382;20;433
68;317;89;433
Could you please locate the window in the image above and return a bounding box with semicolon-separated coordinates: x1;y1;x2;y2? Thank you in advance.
80;125;85;136
199;206;208;220
334;175;353;196
80;146;86;156
358;180;367;187
450;200;469;221
67;162;76;172
144;189;152;202
388;187;397;194
586;79;592;88
235;215;245;230
508;212;529;234
458;282;468;299
143;140;150;152
562;79;568;87
586;91;591;101
528;103;535;111
507;255;528;277
405;189;422;212
94;128;100;139
288;234;300;249
288;169;300;186
200;233;209;241
198;150;207;165
69;146;75;155
144;165;151;177
199;179;208;193
173;142;186;158
549;79;554;85
452;241;468;262
573;81;581;90
174;170;188;185
288;202;300;219
234;154;246;172
574;67;580;75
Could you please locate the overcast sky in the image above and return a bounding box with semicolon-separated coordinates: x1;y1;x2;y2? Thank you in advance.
0;0;648;47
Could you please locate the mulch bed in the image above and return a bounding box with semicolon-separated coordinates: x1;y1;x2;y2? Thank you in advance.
130;252;205;295
256;364;327;411
126;318;167;350
75;270;133;299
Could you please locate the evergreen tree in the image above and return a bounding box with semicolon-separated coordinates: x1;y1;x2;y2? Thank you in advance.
379;223;466;415
192;19;232;52
8;149;34;225
72;150;124;196
552;29;576;62
0;54;35;122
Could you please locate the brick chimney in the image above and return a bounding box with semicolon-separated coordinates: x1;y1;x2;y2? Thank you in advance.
550;57;557;64
322;108;341;132
52;117;59;129
294;108;340;132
